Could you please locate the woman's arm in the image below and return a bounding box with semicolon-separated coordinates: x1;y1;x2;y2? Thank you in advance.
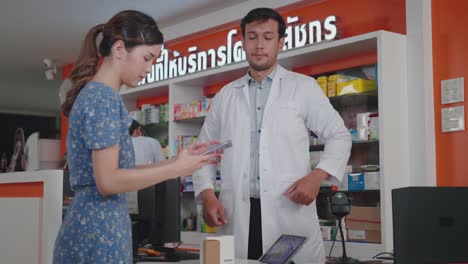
135;157;175;169
92;142;220;196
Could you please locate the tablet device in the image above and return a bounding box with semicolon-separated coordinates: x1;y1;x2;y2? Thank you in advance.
199;140;232;156
258;234;307;264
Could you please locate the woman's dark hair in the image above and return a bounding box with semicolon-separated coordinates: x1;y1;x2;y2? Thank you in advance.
241;8;286;39
62;10;164;116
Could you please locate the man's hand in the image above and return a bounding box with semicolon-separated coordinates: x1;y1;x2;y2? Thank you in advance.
283;168;329;206
200;189;228;227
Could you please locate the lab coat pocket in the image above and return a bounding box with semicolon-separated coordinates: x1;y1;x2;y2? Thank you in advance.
272;102;306;144
277;179;301;210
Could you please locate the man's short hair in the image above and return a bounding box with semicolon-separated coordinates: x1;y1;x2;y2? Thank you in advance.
241;7;286;39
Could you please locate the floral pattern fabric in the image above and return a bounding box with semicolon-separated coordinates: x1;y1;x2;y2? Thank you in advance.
53;81;135;263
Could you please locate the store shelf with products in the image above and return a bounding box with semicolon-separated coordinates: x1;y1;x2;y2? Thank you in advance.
120;30;409;259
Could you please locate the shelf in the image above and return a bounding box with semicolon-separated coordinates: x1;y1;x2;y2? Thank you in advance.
310;140;379;151
328;91;378;108
319;188;380;194
120;32;382;102
143;122;169;134
174;116;206;124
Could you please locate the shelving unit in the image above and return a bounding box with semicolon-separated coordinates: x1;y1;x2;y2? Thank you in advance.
310;140;379;152
120;30;409;259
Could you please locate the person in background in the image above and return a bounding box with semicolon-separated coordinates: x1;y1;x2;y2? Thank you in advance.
128;119;165;165
7;128;26;172
53;10;220;263
126;119;165;216
193;8;351;263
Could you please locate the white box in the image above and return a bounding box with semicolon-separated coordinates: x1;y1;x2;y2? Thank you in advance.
364;171;380;190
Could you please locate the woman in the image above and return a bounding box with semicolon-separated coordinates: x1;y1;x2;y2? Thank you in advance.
7;128;26;172
53;10;220;263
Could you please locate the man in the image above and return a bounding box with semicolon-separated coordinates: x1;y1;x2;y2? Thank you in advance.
129;119;165;166
193;8;351;263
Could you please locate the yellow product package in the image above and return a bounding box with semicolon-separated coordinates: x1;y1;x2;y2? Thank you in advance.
327;75;348;97
337;79;377;96
316;76;328;96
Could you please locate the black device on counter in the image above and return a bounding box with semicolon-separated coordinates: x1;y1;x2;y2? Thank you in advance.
258;234;307;264
132;178;199;262
392;187;468;264
329;192;362;264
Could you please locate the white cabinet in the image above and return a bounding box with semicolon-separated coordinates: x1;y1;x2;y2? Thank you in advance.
121;30;409;258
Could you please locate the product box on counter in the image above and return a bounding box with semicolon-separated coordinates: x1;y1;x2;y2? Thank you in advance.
201;236;234;264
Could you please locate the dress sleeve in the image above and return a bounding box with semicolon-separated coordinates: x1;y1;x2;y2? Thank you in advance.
81;91;122;150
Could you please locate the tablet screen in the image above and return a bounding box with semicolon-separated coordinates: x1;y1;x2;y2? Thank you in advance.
258;235;307;264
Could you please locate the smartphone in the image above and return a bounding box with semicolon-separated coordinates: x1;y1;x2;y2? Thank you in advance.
199;140;232;156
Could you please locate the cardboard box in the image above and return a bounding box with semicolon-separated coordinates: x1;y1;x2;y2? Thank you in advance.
346;230;381;243
201;236;234;264
348;206;381;222
345;206;381;243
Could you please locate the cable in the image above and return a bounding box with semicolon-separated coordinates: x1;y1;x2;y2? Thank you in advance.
328;239;336;258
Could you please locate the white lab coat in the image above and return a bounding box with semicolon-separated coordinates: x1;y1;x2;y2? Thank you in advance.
193;65;351;264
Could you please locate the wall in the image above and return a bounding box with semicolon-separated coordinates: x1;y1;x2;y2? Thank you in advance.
0;75;61;116
405;0;435;186
432;0;468;186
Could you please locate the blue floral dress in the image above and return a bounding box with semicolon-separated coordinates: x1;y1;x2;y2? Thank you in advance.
53;81;135;263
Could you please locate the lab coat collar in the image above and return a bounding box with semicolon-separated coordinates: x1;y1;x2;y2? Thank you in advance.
232;64;291;89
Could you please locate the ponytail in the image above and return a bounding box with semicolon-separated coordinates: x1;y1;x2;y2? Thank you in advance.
61;10;164;117
61;24;104;117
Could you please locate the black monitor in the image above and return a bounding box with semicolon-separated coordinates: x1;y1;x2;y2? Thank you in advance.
392;187;468;264
138;178;181;245
132;178;188;261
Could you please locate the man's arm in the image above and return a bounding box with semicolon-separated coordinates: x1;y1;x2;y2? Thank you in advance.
285;78;351;205
304;79;352;184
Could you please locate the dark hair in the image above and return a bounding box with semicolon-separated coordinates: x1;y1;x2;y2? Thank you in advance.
62;10;164;116
241;8;286;39
129;119;142;135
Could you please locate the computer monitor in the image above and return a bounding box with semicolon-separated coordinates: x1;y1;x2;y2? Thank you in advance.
392;187;468;264
136;178;181;246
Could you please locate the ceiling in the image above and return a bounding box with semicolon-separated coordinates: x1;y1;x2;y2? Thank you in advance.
0;0;247;116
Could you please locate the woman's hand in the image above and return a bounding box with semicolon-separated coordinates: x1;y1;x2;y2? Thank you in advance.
174;141;222;177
